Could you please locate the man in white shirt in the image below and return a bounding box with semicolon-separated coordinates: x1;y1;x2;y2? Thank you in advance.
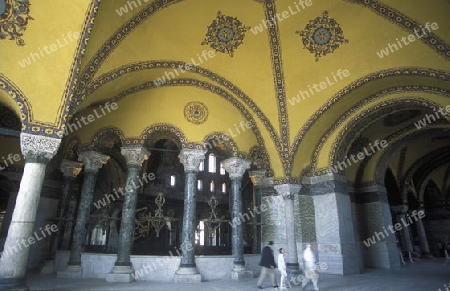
301;244;319;291
277;248;287;289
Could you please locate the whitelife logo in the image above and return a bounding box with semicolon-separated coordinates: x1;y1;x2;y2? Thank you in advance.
250;0;313;35
376;22;439;59
18;31;80;68
363;210;425;247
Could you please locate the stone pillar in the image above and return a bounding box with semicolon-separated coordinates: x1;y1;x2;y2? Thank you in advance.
41;160;83;274
414;209;432;258
302;173;360;275
354;185;400;269
274;184;301;272
0;133;61;291
174;148;206;283
391;205;414;263
249;169;266;254
57;151;109;278
223;157;253;281
106;146;149;283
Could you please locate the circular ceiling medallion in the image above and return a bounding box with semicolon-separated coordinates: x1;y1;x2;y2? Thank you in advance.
296;11;348;62
202;11;250;57
184;101;208;125
217;27;234;42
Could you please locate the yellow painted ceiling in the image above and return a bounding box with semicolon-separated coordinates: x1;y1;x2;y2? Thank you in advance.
1;0;449;180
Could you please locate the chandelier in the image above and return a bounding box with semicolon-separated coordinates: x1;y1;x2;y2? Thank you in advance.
149;192;170;237
135;192;174;239
204;196;228;235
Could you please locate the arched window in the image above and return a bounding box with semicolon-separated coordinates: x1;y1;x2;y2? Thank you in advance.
221;183;227;193
197;179;203;191
199;160;204;171
170;175;176;187
210;180;215;193
208;154;216;173
220;162;226;175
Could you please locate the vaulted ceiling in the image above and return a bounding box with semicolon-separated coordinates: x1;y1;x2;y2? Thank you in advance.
0;0;449;187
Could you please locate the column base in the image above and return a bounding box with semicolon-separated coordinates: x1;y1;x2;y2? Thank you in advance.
105;265;135;283
174;267;201;283
0;278;28;291
40;259;55;274
231;270;253;281
56;264;82;278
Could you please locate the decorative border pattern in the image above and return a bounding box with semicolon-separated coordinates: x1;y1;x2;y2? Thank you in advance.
202;132;240;158
312;96;448;175
83;60;282;155
289;67;450;176
74;0;183;96
261;0;290;175
0;73;32;131
56;0;100;138
88;77;275;175
353;120;448;187
375;129;450;185
345;0;450;60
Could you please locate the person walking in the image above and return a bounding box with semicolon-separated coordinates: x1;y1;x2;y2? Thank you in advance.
277;248;287;289
301;244;319;291
257;241;278;289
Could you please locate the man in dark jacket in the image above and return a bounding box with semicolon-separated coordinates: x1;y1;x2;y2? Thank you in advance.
257;241;277;289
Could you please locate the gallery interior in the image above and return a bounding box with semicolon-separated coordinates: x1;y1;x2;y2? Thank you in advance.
0;0;449;290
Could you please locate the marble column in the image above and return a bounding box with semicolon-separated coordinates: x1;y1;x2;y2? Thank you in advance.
354;185;400;269
41;160;83;274
57;151;109;278
414;209;432;258
106;146;149;283
391;205;414;263
0;133;61;291
174;148;206;283
302;173;360;275
274;184;301;272
249;169;266;254
223;157;253;281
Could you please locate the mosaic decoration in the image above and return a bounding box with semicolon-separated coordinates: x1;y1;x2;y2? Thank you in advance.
0;0;33;46
184;101;208;124
289;68;450;178
296;11;348;61
201;11;250;57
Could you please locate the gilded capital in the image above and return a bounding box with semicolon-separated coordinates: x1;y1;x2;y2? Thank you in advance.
78;150;109;172
178;148;207;172
60;159;83;178
20;133;61;161
121;146;150;166
222;157;251;180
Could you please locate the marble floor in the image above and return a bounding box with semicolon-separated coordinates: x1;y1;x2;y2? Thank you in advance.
27;258;449;291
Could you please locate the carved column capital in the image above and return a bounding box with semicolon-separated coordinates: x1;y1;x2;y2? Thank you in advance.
222;157;251;180
178;148;207;173
121;146;150;167
20;132;61;161
274;184;301;200
249;169;266;187
78;150;109;173
60;159;83;179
